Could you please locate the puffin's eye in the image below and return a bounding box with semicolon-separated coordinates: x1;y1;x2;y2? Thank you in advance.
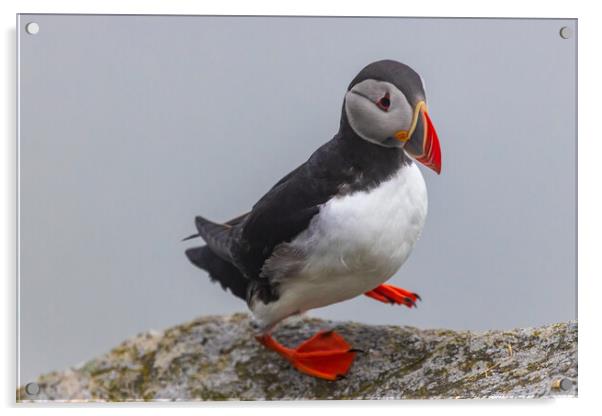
376;93;391;111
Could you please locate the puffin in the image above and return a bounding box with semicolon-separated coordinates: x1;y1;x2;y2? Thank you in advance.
185;59;441;381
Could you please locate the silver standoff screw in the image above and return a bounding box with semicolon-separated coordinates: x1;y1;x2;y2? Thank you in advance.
551;378;572;391
24;382;40;396
559;26;572;39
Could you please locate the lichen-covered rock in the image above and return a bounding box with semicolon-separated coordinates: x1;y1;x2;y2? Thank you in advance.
17;314;577;401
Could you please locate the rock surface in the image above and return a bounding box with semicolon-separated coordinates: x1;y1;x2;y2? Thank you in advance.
18;314;577;401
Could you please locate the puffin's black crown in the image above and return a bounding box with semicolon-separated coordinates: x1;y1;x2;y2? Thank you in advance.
348;60;425;107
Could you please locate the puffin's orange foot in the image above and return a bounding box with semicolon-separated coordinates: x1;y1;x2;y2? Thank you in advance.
364;284;421;308
256;330;358;381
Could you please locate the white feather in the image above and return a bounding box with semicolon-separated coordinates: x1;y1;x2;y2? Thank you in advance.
252;162;428;329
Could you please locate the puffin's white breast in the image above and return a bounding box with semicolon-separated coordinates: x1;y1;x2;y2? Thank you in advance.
252;162;428;328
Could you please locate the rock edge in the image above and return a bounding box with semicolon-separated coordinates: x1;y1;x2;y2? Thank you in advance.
18;314;577;401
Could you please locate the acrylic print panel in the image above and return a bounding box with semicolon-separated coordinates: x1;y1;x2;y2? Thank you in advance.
17;15;577;401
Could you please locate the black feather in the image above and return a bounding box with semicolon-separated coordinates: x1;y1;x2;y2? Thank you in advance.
185;246;248;300
193;216;235;263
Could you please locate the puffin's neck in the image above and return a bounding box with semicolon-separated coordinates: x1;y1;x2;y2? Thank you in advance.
335;110;412;176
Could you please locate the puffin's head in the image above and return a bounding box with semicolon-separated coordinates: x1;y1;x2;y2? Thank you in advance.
344;59;442;174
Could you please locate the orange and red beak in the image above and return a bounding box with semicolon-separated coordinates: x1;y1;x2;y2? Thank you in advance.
395;101;442;174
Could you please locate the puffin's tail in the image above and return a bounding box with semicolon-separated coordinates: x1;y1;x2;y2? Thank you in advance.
185;245;249;301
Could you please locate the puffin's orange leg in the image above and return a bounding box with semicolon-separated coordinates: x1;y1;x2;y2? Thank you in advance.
365;284;421;308
256;330;358;381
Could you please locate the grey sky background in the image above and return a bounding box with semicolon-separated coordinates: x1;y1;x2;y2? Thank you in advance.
18;15;577;384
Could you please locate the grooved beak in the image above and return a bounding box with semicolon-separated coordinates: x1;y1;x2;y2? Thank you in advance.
401;102;442;174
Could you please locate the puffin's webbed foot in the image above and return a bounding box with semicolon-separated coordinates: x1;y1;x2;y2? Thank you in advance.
364;283;421;308
256;330;358;381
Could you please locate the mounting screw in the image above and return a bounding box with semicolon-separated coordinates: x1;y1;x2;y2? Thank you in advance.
551;378;572;391
24;382;40;396
25;22;40;35
559;26;572;39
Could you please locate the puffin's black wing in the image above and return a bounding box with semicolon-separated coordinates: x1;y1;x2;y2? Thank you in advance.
186;163;307;264
190;216;238;262
231;138;355;280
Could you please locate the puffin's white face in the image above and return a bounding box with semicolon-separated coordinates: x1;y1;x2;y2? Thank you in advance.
344;79;414;148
